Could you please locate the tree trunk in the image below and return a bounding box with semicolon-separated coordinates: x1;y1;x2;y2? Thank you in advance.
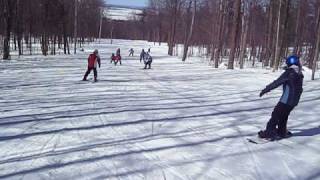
74;0;78;54
293;0;302;55
273;0;283;71
98;8;103;43
110;21;114;44
16;0;23;55
264;1;274;67
239;5;250;69
41;0;49;56
228;0;241;69
63;20;68;54
182;0;196;62
158;14;162;46
308;45;315;68
168;0;179;56
3;0;15;60
53;35;57;55
312;5;320;80
216;0;225;68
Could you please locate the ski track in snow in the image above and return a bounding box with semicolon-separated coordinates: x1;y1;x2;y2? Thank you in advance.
0;39;320;180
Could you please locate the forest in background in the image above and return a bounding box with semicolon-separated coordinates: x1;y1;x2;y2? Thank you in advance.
143;0;319;79
0;0;104;57
0;0;319;79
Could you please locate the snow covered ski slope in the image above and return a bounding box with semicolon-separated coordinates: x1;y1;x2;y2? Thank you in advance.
0;40;319;180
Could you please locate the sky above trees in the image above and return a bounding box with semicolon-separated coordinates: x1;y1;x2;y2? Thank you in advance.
106;0;147;7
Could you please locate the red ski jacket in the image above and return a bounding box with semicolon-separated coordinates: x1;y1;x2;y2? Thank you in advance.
88;54;101;68
115;55;121;61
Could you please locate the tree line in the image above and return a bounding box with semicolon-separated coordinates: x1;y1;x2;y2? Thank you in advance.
0;0;104;59
1;0;319;80
142;0;319;79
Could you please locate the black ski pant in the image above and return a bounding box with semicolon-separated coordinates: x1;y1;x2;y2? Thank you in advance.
265;102;294;137
144;62;151;69
114;60;122;65
83;67;97;80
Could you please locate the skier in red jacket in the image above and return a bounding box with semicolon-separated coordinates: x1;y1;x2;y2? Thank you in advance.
110;53;116;63
83;49;101;82
115;54;122;65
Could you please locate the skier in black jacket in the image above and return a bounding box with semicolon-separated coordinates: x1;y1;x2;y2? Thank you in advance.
258;55;304;140
143;52;152;69
140;49;145;63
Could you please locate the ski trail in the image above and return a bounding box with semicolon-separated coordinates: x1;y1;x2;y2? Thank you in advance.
0;40;319;179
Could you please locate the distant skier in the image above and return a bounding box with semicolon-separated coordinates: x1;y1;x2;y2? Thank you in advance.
83;49;101;82
129;48;134;56
258;55;304;140
116;48;122;65
116;55;122;65
148;48;151;53
140;49;145;63
116;48;121;56
143;52;152;69
110;53;116;65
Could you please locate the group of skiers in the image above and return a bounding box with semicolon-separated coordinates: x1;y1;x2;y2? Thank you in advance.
82;47;153;81
82;49;304;141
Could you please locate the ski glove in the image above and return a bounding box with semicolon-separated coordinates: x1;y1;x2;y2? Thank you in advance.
259;89;268;97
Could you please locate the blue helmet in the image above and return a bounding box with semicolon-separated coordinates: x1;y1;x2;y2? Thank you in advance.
286;55;300;66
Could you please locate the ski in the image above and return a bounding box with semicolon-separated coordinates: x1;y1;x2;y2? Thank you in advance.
247;137;272;144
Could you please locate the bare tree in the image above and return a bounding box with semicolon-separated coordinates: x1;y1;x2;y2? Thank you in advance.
0;0;104;59
228;0;242;69
213;0;226;68
273;0;290;72
15;0;23;55
74;0;78;54
273;0;282;71
312;3;320;80
167;0;181;56
239;1;250;69
2;0;16;59
182;0;196;61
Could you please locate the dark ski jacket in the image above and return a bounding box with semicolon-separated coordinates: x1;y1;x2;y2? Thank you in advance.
140;50;145;60
262;65;304;107
144;54;152;64
116;49;121;56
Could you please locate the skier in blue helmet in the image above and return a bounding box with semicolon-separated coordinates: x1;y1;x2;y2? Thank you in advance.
258;55;304;140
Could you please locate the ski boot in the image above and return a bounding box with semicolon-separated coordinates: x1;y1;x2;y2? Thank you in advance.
258;130;277;141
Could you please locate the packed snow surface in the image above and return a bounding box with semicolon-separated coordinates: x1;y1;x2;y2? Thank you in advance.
0;40;319;180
